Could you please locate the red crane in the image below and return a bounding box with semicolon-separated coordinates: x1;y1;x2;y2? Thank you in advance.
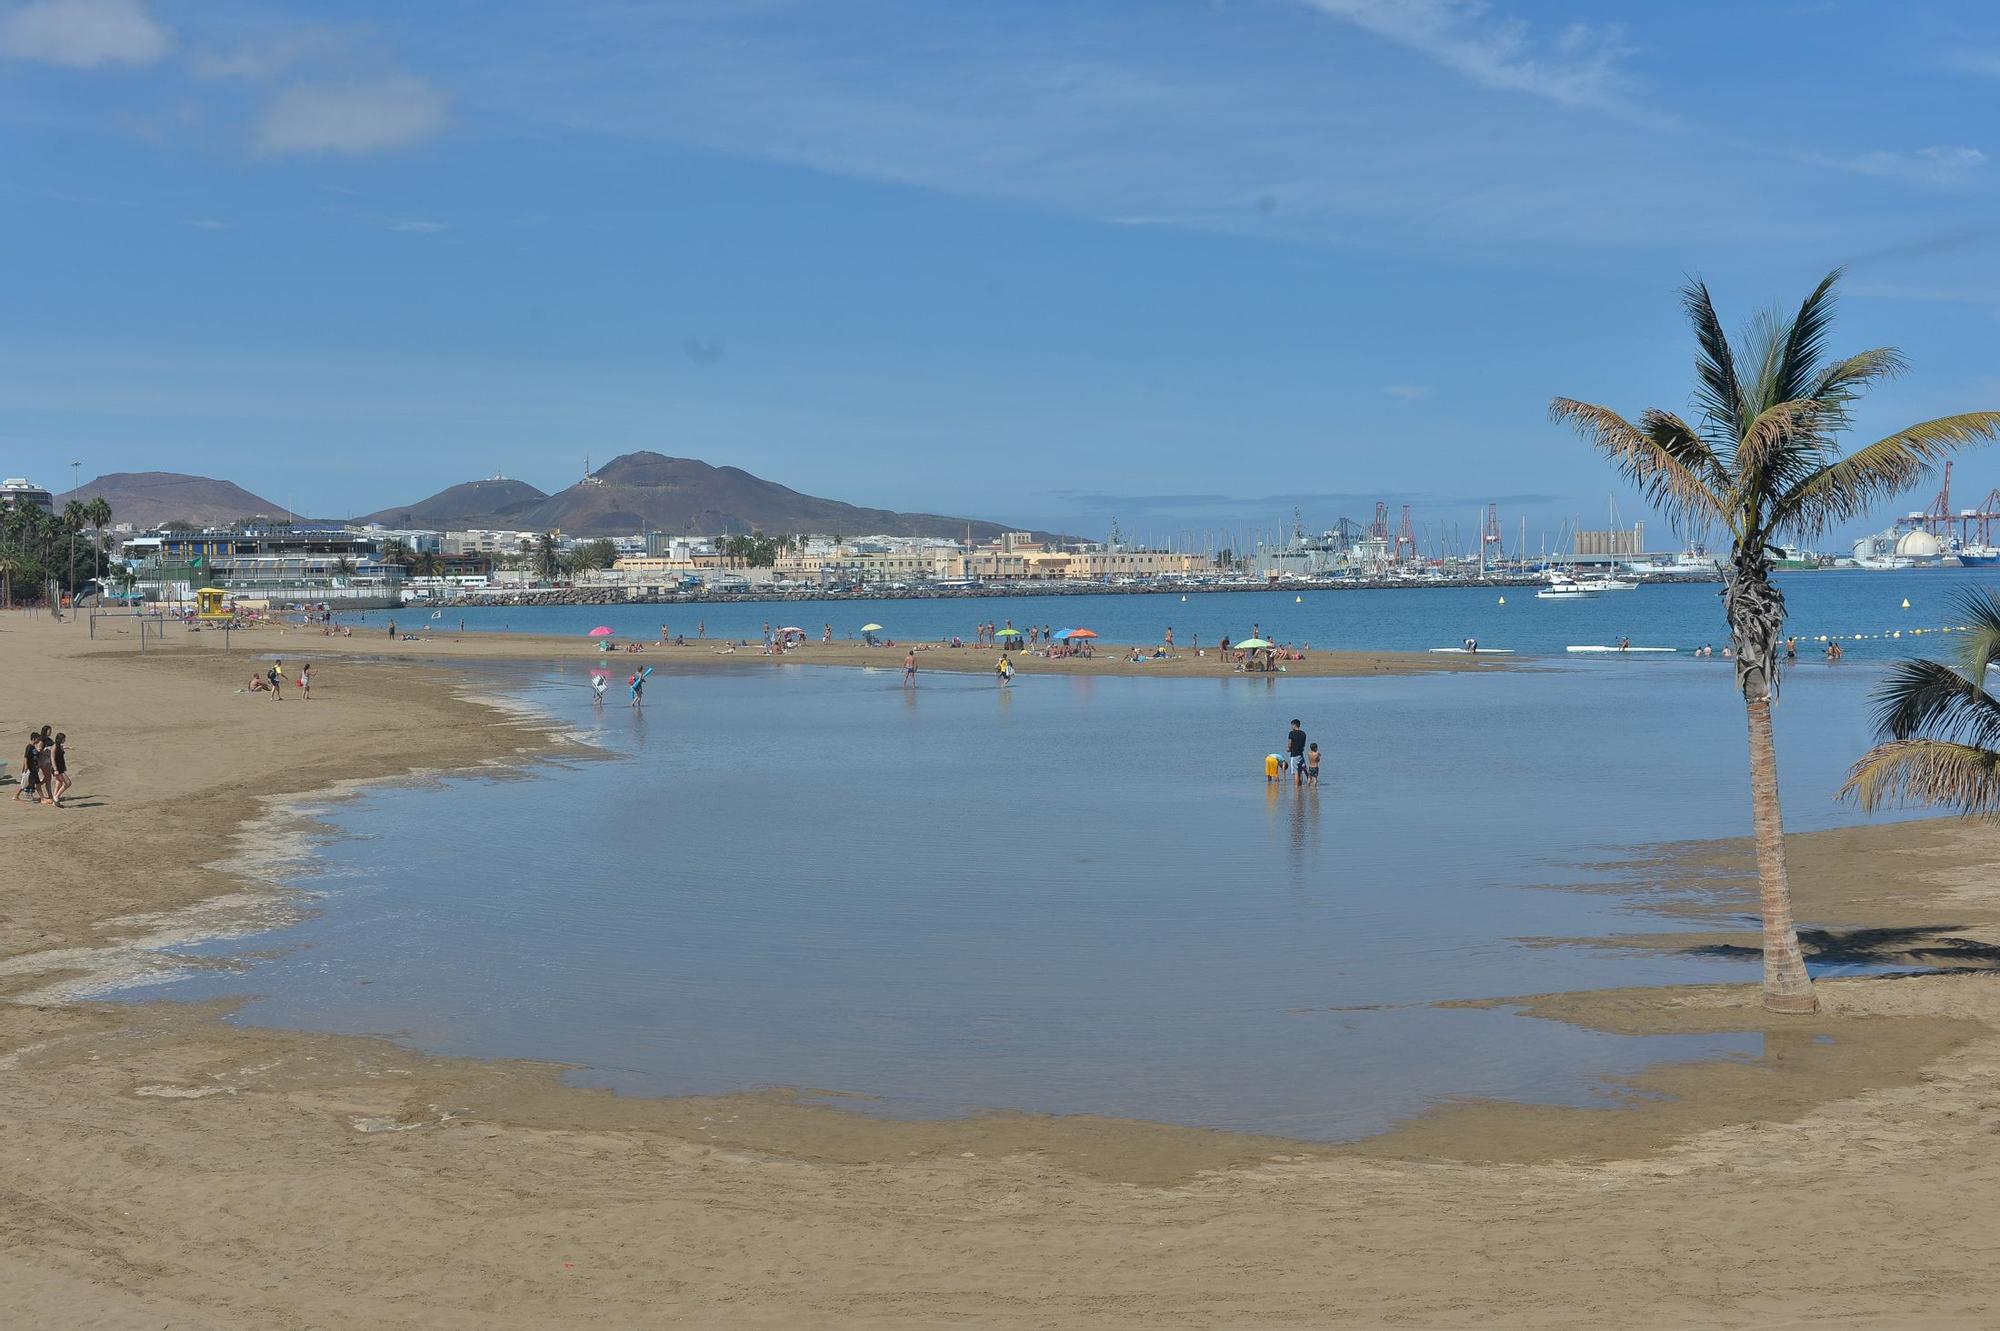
1919;461;1954;535
1481;502;1504;561
1368;501;1389;543
1981;489;2000;546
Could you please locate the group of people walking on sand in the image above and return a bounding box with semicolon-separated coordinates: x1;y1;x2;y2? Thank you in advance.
247;659;311;699
13;725;71;808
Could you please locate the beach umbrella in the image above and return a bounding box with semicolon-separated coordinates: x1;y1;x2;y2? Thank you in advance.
778;626;804;633
995;628;1022;638
1066;628;1098;639
860;623;884;632
587;626;614;637
1235;638;1273;649
1051;628;1074;640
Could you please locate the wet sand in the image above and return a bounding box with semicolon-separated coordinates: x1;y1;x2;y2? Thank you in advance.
5;614;2000;1328
138;614;1514;676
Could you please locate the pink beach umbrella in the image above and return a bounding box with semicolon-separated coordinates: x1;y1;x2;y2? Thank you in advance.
587;626;614;637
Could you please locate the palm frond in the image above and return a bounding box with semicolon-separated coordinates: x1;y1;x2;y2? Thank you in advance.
1549;399;1727;532
1681;278;1745;452
1771;268;1843;405
1774;412;2000;536
1868;657;2000;749
1840;739;2000;815
1810;347;1908;427
1945;588;2000;684
1735;398;1830;497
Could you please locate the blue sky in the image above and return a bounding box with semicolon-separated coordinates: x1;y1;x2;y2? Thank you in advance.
5;0;2000;548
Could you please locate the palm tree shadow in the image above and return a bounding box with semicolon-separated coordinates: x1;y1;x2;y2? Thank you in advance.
1684;924;2000;971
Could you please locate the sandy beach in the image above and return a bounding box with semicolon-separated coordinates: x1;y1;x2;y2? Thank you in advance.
5;613;2000;1328
124;613;1515;677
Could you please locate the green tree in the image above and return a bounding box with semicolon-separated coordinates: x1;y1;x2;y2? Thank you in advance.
331;556;357;582
1843;589;2000;813
1552;269;2000;1013
83;497;112;578
570;538;619;572
411;550;443;578
533;533;563;582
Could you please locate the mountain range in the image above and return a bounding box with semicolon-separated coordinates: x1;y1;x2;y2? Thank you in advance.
82;454;1029;541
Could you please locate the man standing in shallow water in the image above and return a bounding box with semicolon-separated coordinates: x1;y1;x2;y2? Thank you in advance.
1286;718;1308;787
903;649;917;686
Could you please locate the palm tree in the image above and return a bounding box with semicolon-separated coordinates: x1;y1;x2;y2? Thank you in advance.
0;552;17;609
85;497;112;578
331;555;357;584
412;550;443;579
1552;269;2000;1013
533;533;562;583
1843;589;2000;813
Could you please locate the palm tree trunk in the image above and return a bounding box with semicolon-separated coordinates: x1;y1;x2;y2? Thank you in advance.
1744;695;1818;1012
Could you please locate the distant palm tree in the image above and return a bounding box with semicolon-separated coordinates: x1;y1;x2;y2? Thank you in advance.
533;533;562;582
1552;269;2000;1013
1843;589;2000;813
412;550;443;579
84;497;112;578
331;555;357;583
0;552;17;609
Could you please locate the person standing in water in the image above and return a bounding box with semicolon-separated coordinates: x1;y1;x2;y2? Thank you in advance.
591;673;608;706
1306;742;1321;786
1286;718;1308;787
996;655;1014;685
630;671;646;707
903;649;918;685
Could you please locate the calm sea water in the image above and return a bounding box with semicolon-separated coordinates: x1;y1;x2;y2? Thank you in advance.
339;566;2000;661
121;655;1922;1141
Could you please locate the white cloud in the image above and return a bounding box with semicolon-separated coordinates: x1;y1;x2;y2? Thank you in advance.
253;75;449;157
1295;0;1650;119
189;26;344;82
1819;145;1986;186
0;0;171;69
1383;384;1426;401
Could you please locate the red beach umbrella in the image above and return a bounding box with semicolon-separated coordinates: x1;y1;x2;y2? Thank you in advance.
587;626;614;637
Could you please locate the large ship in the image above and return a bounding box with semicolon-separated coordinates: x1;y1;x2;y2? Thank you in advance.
1625;547;1722;577
1772;546;1829;571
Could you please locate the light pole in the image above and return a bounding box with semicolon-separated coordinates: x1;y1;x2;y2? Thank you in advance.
69;460;79;615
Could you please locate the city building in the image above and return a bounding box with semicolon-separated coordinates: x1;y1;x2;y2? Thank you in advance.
131;526;406;607
0;477;54;512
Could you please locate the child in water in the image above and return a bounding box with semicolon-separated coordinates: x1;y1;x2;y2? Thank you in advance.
1264;754;1281;783
1306;743;1321;785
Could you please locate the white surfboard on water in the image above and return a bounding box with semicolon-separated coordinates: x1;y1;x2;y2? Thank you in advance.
1565;645;1676;654
1426;647;1515;654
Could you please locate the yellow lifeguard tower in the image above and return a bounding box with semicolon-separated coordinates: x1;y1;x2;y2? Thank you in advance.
195;587;232;622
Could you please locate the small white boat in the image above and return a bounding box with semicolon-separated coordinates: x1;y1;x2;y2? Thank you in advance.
1536;572;1599;599
1565;645;1676;654
1427;647;1516;654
